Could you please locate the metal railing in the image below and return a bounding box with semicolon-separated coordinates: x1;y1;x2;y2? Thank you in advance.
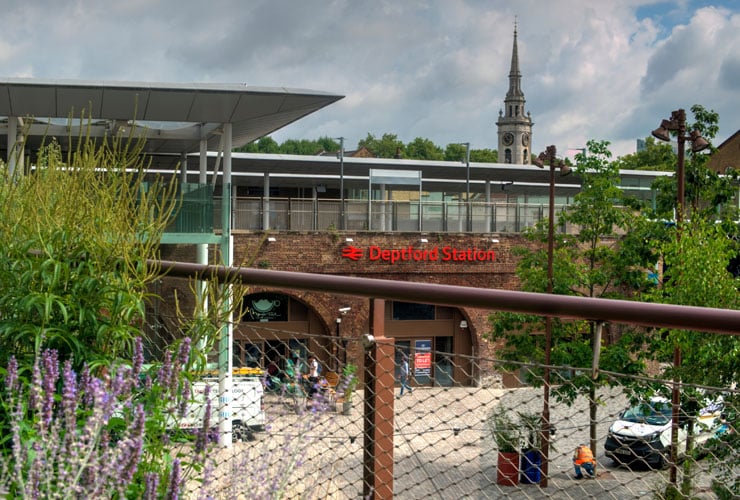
212;197;573;234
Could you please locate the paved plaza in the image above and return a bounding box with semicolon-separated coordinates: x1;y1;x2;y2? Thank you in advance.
203;385;721;499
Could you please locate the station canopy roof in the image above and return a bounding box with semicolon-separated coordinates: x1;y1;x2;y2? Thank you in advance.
142;152;670;198
0;78;668;198
0;77;344;165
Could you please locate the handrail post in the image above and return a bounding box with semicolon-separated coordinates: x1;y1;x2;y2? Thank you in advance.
363;298;395;499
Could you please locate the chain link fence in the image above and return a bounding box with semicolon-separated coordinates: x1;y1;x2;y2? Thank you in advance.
147;321;738;500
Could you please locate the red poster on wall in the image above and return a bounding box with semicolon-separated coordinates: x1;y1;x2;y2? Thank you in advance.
414;339;432;376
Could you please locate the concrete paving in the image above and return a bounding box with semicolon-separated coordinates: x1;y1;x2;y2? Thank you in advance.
211;385;721;499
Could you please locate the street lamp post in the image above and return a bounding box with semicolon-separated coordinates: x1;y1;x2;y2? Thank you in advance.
651;109;709;486
456;142;471;232
533;145;570;487
464;143;471;231
336;137;346;230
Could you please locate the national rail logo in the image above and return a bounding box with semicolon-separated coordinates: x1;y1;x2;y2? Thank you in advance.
341;245;495;264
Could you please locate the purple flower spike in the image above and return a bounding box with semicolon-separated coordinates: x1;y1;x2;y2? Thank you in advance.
165;459;182;500
177;337;191;369
5;356;18;394
132;336;144;380
144;472;160;500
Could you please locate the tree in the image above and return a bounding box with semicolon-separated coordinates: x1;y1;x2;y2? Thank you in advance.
235;136;280;154
489;140;648;453
279;138;324;155
358;133;405;158
316;136;341;154
405;137;444;160
470;148;498;163
613;136;676;171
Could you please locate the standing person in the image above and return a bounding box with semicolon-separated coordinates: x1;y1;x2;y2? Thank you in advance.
573;443;596;479
399;353;412;397
307;356;320;398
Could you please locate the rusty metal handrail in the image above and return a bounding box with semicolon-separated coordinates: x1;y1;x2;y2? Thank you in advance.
155;259;740;336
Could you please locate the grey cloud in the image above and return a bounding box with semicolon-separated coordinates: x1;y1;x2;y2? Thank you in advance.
718;55;740;91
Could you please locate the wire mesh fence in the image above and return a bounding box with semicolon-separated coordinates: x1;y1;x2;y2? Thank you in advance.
146;322;739;500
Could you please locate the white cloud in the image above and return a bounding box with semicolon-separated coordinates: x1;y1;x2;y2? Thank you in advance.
0;0;736;157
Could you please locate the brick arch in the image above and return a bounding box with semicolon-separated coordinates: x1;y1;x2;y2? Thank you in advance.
234;289;337;374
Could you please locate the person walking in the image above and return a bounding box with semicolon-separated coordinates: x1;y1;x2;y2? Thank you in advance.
573;443;596;479
399;353;412;397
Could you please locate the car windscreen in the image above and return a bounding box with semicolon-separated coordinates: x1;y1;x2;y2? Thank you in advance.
621;401;672;425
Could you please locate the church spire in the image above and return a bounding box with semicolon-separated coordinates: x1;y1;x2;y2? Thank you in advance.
507;19;523;98
496;18;533;165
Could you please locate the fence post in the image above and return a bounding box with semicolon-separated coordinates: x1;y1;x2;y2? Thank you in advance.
363;298;395;499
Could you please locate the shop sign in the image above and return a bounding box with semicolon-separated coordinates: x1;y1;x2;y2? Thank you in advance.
243;293;288;322
341;245;495;263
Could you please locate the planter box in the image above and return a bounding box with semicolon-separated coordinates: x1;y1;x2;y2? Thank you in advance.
496;451;520;486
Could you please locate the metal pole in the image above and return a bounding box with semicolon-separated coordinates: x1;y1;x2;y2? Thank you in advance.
669;108;686;486
335;318;341;371
540;145;556;487
339;137;345;230
465;142;471;232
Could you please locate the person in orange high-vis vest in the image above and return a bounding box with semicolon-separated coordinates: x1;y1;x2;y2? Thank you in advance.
573;444;596;479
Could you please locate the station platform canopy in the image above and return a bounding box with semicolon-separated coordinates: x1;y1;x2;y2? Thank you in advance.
0;77;344;168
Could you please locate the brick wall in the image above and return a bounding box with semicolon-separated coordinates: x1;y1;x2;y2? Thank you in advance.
157;232;538;376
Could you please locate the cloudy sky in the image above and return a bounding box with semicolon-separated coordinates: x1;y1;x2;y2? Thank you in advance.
1;0;738;157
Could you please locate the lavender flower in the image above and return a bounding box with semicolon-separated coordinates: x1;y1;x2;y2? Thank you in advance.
158;351;173;393
177;337;191;370
179;378;191;418
39;349;60;430
143;472;160;500
5;356;18;394
165;458;182;500
132;336;144;380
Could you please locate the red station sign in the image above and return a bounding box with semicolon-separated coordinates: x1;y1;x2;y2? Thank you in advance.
341;245;495;263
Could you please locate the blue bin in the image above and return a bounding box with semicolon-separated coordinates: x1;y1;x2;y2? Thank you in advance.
520;450;542;484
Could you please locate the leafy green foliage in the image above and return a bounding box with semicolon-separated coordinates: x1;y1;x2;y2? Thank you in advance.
642;220;740;386
613;136;676;171
488;407;520;453
489;140;648;392
405;137;444;160
236;133;501;162
357;133;406;158
0;130;178;374
0;119;253;497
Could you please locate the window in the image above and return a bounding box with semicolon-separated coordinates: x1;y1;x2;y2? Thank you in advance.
392;301;435;320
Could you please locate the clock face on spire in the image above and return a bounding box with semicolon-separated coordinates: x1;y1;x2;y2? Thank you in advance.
503;132;514;146
522;133;530;146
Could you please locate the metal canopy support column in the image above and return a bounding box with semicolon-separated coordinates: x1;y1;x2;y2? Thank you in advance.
364;298;395;499
218;123;234;448
199;135;208;185
180;152;188;184
263;173;270;230
7;116;22;178
197;136;209;352
485;180;492;232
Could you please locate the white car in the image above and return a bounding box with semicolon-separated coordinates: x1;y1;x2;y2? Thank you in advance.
604;396;723;468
